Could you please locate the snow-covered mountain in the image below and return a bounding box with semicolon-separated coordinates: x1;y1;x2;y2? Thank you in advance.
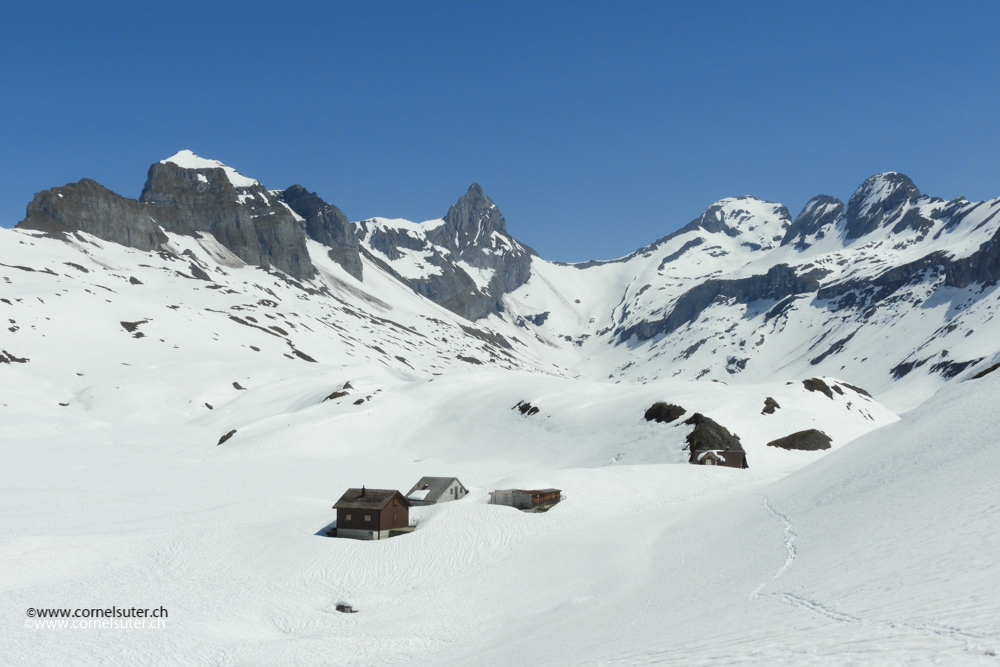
4;152;1000;665
14;152;1000;409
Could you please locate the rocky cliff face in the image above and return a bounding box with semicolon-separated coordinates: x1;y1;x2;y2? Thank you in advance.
140;157;314;280
19;178;168;251
277;185;363;280
17;152;315;280
842;172;922;240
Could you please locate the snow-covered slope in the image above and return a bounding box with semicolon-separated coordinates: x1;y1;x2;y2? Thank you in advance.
3;152;1000;665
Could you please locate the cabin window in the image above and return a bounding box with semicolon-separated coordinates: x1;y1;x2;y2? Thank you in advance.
393;513;397;522
393;499;397;506
345;514;352;521
364;515;371;522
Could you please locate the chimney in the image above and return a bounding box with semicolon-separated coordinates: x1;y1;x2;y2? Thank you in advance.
361;485;366;497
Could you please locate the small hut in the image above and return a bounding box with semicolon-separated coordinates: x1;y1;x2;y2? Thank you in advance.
332;487;410;540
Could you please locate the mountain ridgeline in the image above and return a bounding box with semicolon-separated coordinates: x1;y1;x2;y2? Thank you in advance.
18;152;532;321
14;152;1000;402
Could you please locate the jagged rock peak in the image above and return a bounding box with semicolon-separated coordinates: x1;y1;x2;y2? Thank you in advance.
159;150;259;188
443;183;508;245
781;195;845;248
843;172;921;240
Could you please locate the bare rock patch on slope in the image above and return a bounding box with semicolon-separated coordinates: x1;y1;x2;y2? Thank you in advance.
644;402;687;423
767;429;832;451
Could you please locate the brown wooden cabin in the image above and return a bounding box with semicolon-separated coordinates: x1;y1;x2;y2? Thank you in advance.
332;487;410;540
690;449;748;469
489;488;561;511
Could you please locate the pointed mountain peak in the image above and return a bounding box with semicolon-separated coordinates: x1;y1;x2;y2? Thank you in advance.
444;183;504;236
457;183;490;205
159;150;259;188
843;172;920;240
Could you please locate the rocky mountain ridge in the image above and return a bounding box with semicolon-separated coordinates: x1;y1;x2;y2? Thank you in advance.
10;152;1000;408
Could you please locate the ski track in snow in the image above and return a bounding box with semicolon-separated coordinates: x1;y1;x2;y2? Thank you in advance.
749;494;796;600
754;495;999;653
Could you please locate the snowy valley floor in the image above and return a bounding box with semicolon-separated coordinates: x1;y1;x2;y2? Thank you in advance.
2;359;999;666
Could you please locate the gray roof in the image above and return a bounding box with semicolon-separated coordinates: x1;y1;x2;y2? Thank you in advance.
333;488;408;510
405;477;464;503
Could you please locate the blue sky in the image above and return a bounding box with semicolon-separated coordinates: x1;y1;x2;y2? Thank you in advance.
2;1;998;262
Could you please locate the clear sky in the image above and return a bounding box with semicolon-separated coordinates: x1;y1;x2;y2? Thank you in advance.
2;1;998;262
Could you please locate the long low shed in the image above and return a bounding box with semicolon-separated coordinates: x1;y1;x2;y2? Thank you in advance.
489;488;561;511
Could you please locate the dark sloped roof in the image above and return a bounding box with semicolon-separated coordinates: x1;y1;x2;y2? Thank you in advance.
405;476;464;503
333;488;408;510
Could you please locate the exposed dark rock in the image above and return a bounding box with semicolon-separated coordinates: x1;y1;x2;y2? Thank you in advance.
205;403;213;410
782;195;844;248
683;413;744;453
291;348;318;363
217;429;237;445
187;263;212;281
658;237;705;269
761;397;780;414
120;320;148;338
810;329;859;365
140;160;314;280
891;357;932;380
278;185;363;280
335;604;357;613
232;381;246;390
802;378;834;399
324;390;349;402
930;357;984;379
367;184;535;321
0;350;29;363
643;402;686;423
17;157;315;280
679;338;708;360
818;250;949;310
767;429;832;451
457;355;483;365
726;357;749;374
18;179;169;250
513;400;540;416
839;382;872;397
525;312;550;326
353;398;365;405
843;173;921;240
129;276;142;285
618;264;823;343
971;362;1000;380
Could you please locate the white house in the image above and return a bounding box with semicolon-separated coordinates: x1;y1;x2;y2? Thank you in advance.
405;477;468;506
